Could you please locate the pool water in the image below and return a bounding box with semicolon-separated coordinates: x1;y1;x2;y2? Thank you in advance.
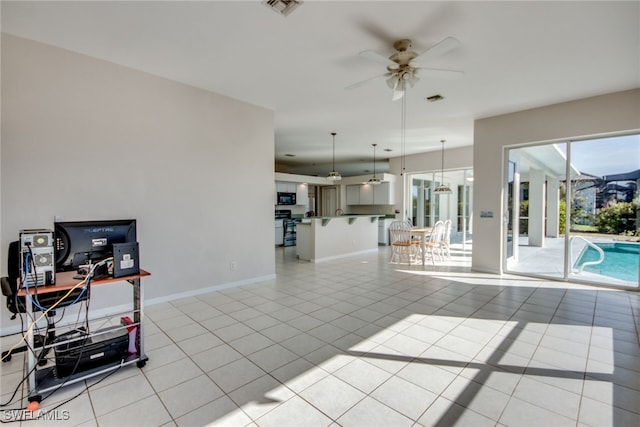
575;242;639;283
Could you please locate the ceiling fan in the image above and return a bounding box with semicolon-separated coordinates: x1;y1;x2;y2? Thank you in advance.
347;37;463;101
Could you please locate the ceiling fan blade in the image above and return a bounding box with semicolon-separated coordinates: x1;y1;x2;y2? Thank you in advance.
345;73;390;90
415;67;464;79
358;49;396;67
413;36;461;64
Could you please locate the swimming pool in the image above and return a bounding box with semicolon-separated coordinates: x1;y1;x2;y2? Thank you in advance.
575;242;639;283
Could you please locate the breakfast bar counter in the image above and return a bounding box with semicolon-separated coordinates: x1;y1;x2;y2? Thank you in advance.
296;215;381;263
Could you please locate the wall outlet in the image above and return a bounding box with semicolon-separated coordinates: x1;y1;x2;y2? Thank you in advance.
229;261;238;271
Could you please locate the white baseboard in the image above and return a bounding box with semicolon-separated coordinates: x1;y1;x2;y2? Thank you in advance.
311;248;379;263
0;274;276;338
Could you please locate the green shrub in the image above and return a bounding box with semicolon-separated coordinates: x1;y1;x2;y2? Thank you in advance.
594;201;637;235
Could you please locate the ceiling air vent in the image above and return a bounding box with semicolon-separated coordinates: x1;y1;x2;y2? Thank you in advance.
263;0;303;16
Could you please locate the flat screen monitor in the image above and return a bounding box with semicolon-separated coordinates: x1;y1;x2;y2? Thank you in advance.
54;219;137;272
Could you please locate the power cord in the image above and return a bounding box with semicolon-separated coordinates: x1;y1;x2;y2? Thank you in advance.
1;258;110;363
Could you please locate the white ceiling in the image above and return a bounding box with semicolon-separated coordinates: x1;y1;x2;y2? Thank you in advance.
2;1;639;177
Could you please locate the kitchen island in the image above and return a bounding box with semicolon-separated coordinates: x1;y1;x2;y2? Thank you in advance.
296;215;381;263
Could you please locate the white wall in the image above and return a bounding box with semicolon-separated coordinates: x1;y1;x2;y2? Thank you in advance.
473;88;640;274
1;35;276;334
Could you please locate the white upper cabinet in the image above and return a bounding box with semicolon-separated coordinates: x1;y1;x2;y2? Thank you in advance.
346;182;392;205
373;181;391;204
360;184;374;204
346;185;360;205
276;182;297;193
275;181;306;206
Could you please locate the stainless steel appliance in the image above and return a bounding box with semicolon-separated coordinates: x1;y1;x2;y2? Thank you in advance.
277;192;296;205
275;210;292;246
283;219;297;247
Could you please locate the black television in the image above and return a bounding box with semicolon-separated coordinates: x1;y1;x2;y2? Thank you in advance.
54;219;137;272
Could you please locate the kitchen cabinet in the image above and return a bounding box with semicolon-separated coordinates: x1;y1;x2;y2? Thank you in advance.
346;185;360;205
360;184;374;204
276;182;297;193
275;181;306;206
346;182;392;205
373;182;391;204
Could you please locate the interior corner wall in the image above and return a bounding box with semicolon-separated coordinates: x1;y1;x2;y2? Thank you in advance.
0;34;275;334
473;88;640;274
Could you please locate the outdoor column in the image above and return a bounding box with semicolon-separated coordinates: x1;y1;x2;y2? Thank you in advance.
546;177;560;238
512;167;520;260
529;168;545;247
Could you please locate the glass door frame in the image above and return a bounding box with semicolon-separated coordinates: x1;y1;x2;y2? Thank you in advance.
406;168;474;250
503;133;639;289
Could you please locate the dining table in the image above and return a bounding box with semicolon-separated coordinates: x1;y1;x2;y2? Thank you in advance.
411;227;432;265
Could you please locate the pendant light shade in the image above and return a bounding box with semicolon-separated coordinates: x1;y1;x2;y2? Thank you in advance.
434;139;452;195
327;132;342;181
365;143;382;184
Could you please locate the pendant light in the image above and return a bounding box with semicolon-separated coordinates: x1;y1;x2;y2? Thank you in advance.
434;139;452;195
365;143;382;185
327;132;342;181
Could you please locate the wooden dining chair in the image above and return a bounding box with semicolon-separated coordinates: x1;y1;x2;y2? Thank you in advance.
388;220;420;265
424;221;445;265
438;219;452;259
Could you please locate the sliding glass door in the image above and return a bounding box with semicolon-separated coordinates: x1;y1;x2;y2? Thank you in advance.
504;135;639;289
410;168;473;250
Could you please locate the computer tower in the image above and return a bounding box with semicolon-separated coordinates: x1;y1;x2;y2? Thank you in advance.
19;229;55;287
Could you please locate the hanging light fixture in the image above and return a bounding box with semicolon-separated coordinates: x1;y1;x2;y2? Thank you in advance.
434;139;452;195
327;132;342;181
365;143;382;185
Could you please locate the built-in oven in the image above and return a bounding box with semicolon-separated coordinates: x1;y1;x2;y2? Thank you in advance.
275;210;292;246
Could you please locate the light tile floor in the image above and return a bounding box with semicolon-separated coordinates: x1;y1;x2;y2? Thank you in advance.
1;245;639;426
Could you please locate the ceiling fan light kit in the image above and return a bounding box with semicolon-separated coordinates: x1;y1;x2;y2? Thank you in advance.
348;36;462;101
327;132;342;181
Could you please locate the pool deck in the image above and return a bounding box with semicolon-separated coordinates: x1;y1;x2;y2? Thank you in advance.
507;236;639;289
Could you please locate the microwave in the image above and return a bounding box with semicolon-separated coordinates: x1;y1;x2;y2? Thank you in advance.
277;192;296;205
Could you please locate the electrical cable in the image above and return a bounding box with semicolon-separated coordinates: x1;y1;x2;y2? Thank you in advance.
36;284;94;405
0;360;38;408
0;257;117;421
0;259;109;363
0;363;122;424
